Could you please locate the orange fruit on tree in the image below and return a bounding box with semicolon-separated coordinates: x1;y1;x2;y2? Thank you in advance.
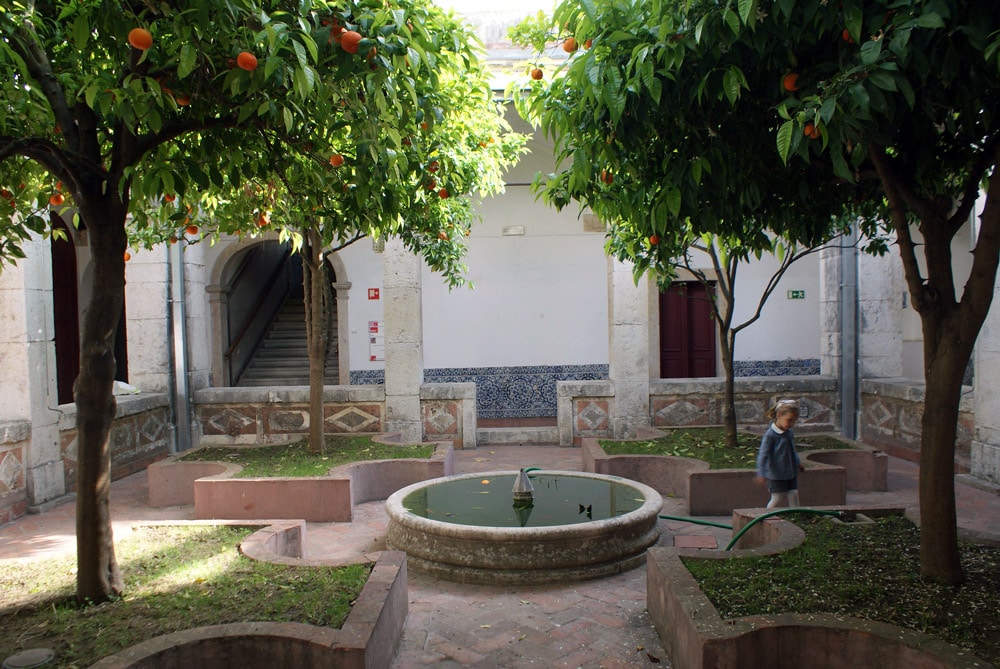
842;28;855;43
584;38;593;49
163;193;176;202
49;193;64;206
330;153;345;167
530;67;543;80
123;251;131;262
428;160;439;173
562;36;578;53
341;30;363;54
437;231;448;240
600;169;613;185
426;178;437;190
438;187;449;199
782;72;799;92
649;234;660;245
128;27;153;51
175;93;191;106
804;122;820;139
236;51;258;71
185;224;199;235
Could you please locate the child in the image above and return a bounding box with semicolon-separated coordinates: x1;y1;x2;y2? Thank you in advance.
755;398;805;509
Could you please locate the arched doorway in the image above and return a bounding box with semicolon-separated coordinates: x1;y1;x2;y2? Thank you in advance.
209;238;347;387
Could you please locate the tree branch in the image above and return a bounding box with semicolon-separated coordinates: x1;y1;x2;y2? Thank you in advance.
868;144;930;310
11;21;79;150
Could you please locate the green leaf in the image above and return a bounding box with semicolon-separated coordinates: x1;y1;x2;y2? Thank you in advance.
844;4;863;44
859;39;883;66
776;120;793;163
178;44;198;80
738;0;755;25
723;8;740;36
666;187;681;218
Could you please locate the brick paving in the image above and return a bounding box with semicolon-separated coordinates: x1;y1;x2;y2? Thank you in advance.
1;445;998;668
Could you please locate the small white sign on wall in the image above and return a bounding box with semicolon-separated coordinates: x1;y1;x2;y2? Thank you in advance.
368;320;385;361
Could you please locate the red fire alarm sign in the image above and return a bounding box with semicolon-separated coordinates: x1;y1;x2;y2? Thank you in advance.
368;288;380;300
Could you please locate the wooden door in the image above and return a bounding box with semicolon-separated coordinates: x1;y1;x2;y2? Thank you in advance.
659;282;716;378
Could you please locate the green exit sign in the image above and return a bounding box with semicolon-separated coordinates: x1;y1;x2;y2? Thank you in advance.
787;290;806;299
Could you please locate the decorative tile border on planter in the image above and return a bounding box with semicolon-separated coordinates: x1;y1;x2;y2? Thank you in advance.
147;437;453;522
647;507;989;669
91;543;408;669
582;428;888;516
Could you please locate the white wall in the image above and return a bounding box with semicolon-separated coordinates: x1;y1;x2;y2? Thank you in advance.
684;247;822;362
421;187;609;369
337;128;610;372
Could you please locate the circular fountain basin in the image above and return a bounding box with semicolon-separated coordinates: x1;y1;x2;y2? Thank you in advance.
385;470;663;585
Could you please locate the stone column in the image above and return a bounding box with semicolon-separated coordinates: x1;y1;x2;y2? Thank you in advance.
382;238;424;442
972;272;1000;484
857;250;903;378
332;280;352;385
818;244;842;378
206;284;230;387
124;247;170;393
0;236;64;507
607;257;652;438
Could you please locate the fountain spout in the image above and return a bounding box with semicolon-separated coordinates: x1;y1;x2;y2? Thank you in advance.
512;467;534;503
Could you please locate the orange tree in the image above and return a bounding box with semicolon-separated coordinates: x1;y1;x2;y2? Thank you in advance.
210;43;524;454
512;0;999;585
0;0;519;604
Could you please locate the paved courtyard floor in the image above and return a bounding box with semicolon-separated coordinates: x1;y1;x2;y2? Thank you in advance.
2;444;998;668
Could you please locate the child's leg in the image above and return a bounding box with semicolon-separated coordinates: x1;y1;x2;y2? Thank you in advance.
766;492;787;509
787;489;800;507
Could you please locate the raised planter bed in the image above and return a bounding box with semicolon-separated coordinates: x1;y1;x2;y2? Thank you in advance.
583;433;887;516
647;507;988;669
147;438;453;522
91;548;408;669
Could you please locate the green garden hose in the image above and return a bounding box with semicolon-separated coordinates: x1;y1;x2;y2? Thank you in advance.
724;508;844;551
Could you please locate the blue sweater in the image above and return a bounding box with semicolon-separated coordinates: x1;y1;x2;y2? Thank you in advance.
756;424;800;481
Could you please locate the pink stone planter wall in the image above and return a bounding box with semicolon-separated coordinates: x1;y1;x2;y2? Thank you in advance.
647;508;988;669
582;437;873;515
804;449;889;492
91;551;409;669
147;440;453;522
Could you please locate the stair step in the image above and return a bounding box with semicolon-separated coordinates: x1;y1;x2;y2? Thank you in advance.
476;426;560;445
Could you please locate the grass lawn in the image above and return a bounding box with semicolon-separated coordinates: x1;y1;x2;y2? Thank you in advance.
181;434;436;477
599;426;853;469
683;513;1000;664
0;525;370;667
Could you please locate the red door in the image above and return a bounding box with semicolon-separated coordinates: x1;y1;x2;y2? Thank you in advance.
659;282;716;378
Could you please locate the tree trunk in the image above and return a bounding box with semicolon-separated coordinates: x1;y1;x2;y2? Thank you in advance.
74;193;128;604
303;228;329;455
918;349;965;584
720;330;738;448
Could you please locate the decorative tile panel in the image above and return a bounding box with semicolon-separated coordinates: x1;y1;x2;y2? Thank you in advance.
575;399;610;434
203;407;259;437
733;359;820;377
652;399;711;426
325;404;382;433
423;401;459;438
0;449;23;495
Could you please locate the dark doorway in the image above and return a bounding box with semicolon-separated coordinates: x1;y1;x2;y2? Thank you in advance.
659;281;716;378
51;217;80;404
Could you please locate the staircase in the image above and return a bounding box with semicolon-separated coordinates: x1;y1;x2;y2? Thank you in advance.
476;418;560;445
237;299;339;387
